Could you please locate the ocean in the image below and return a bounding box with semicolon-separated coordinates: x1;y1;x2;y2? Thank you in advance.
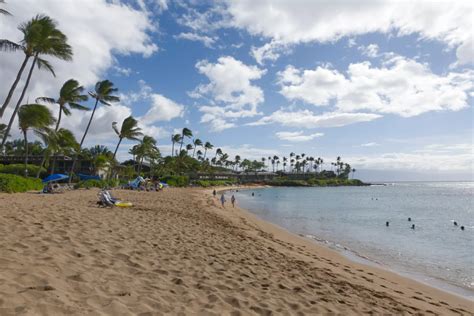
232;182;474;299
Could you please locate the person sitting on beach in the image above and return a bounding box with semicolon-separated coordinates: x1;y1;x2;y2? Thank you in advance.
231;195;236;208
220;194;226;208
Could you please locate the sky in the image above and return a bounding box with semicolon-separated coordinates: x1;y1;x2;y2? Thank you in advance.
0;0;473;181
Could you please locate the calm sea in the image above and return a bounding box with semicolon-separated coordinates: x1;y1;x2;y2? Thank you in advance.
232;182;474;298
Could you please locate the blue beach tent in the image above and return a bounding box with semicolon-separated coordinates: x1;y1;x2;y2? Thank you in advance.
42;174;69;183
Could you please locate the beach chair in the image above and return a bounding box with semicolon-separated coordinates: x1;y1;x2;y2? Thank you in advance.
128;176;145;190
97;190;133;208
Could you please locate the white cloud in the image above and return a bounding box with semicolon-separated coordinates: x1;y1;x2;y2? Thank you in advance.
122;80;184;124
276;131;324;142
360;142;379;147
174;32;217;48
223;0;473;65
191;56;266;131
141;94;184;123
0;0;157;100
347;144;473;172
278;56;474;117
358;43;379;58
250;41;290;65
248;109;381;128
113;65;134;77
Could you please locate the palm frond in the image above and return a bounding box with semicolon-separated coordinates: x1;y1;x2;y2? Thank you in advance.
36;57;56;77
112;121;120;136
67;102;89;111
0;39;22;52
35;96;56;104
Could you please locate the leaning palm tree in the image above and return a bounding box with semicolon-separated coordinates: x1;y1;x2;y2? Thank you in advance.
111;116;142;159
192;138;202;157
171;133;181;157
18;104;55;176
0;15;72;150
69;80;119;180
36;79;88;131
179;127;192;152
203;141;213;159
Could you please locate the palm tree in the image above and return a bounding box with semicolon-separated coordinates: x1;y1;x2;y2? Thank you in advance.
234;155;241;171
0;0;11;15
35;128;78;177
111;116;142;160
203;141;213;159
18;104;55;176
179;127;192;152
186;143;193;155
36;79;88;131
0;15;72;149
69;80;119;180
135;136;159;175
214;148;223;165
171;134;181;157
192;138;202;157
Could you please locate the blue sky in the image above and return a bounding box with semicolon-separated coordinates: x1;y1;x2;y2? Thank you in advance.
1;0;473;181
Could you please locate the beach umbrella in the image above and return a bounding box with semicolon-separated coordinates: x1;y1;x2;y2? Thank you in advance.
42;173;69;183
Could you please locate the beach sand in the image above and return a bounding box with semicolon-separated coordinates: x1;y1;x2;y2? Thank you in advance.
0;188;472;315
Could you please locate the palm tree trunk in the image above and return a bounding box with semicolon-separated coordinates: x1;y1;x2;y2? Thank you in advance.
55;106;62;131
1;54;38;151
68;98;99;182
171;141;175;157
192;146;196;157
36;150;49;178
112;137;122;160
179;138;184;153
0;55;30;118
203;148;207;159
23;130;28;177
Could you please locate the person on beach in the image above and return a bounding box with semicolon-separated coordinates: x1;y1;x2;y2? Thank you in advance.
231;195;236;208
213;189;217;198
220;194;226;207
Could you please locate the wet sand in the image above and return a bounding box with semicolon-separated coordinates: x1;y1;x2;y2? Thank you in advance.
0;188;472;315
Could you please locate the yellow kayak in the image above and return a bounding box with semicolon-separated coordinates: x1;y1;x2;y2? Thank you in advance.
115;201;133;207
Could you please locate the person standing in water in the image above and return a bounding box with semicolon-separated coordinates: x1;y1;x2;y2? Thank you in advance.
220;194;226;208
213;189;216;198
231;195;236;208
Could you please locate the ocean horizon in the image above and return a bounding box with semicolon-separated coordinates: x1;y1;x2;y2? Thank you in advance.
233;182;474;299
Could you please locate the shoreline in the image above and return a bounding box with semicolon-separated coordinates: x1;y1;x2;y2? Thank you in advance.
0;188;472;314
212;186;474;307
225;186;474;300
219;185;474;304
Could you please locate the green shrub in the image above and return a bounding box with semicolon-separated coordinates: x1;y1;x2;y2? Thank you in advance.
265;178;309;187
74;179;118;189
0;164;46;177
161;175;189;187
194;178;238;187
0;174;43;193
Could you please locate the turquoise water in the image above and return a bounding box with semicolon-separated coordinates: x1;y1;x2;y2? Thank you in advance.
232;182;474;297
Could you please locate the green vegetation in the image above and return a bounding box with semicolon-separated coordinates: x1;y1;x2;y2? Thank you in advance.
266;177;367;187
74;179;118;189
0;163;45;176
161;175;189;187
193;178;238;187
0;174;43;193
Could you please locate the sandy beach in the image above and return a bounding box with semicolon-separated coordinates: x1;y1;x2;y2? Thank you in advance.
0;188;472;315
